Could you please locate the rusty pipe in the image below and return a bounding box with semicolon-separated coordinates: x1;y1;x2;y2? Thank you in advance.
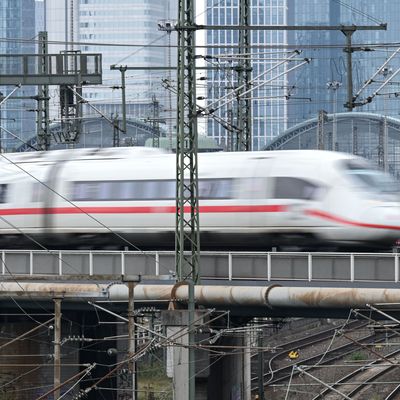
0;282;272;306
1;283;400;309
0;282;106;300
266;287;400;308
108;284;272;306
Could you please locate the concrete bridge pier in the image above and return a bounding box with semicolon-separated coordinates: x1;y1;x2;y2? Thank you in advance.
162;310;251;400
207;333;252;400
162;310;210;400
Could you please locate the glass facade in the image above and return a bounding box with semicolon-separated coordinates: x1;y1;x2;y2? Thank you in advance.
0;0;36;150
205;0;288;150
79;0;177;112
287;0;400;127
45;0;177;135
206;1;400;150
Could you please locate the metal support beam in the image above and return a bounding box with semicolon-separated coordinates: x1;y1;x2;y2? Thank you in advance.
378;120;384;169
67;85;124;141
112;113;120;147
342;28;355;111
366;303;400;325
194;24;387;32
0;54;102;85
150;95;161;148
352;124;358;155
176;3;199;399
236;0;252;151
327;81;341;150
257;328;266;400
37;31;50;150
188;280;195;400
317;110;327;150
128;281;137;400
58;51;84;146
54;298;62;400
175;0;200;283
0;85;21;107
110;65;128;134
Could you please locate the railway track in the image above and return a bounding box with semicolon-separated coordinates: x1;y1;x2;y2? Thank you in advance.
311;347;400;399
265;332;383;386
251;320;369;392
385;383;400;400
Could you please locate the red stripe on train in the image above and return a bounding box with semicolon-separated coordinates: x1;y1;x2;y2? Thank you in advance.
306;209;400;231
3;206;400;231
0;204;288;215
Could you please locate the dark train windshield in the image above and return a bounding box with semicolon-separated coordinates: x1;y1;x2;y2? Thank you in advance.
273;177;323;200
342;160;400;196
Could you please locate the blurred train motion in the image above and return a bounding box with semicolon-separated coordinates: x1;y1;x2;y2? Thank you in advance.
0;147;398;250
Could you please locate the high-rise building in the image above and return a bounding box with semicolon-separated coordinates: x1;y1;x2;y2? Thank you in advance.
204;1;400;150
0;0;36;150
203;0;289;150
45;0;177;123
35;0;45;32
287;0;400;127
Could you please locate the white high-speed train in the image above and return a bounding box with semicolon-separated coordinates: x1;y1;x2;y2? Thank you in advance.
0;147;398;250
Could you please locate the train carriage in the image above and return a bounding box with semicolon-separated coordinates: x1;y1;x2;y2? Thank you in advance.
0;147;398;250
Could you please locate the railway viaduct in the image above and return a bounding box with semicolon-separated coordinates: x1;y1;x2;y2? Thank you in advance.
1;250;400;399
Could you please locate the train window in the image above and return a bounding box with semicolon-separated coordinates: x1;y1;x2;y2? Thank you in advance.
198;179;233;199
71;179;233;201
97;182;119;200
70;180;176;201
0;184;8;203
157;181;175;199
273;177;320;200
130;181;175;200
72;182;100;201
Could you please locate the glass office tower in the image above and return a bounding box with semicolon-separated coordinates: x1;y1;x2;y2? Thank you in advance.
205;0;400;149
287;0;400;126
0;0;36;150
204;0;289;150
45;0;177;121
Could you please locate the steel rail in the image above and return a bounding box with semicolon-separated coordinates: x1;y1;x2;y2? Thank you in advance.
263;331;392;387
312;347;400;399
385;382;400;400
250;320;367;376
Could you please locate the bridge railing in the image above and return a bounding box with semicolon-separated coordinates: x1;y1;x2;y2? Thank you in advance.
0;250;398;283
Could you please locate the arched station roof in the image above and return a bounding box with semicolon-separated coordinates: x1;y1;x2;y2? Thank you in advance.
264;112;400;178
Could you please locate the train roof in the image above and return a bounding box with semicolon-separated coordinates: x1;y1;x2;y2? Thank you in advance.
0;147;166;164
0;147;357;165
198;149;357;161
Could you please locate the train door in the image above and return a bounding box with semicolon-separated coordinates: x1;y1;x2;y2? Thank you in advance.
195;153;256;247
5;162;50;234
268;156;325;232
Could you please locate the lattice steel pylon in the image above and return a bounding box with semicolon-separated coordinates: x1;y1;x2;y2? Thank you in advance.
175;0;200;284
37;31;50;150
236;0;252;151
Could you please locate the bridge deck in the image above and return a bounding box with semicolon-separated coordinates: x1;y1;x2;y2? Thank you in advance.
0;250;398;286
